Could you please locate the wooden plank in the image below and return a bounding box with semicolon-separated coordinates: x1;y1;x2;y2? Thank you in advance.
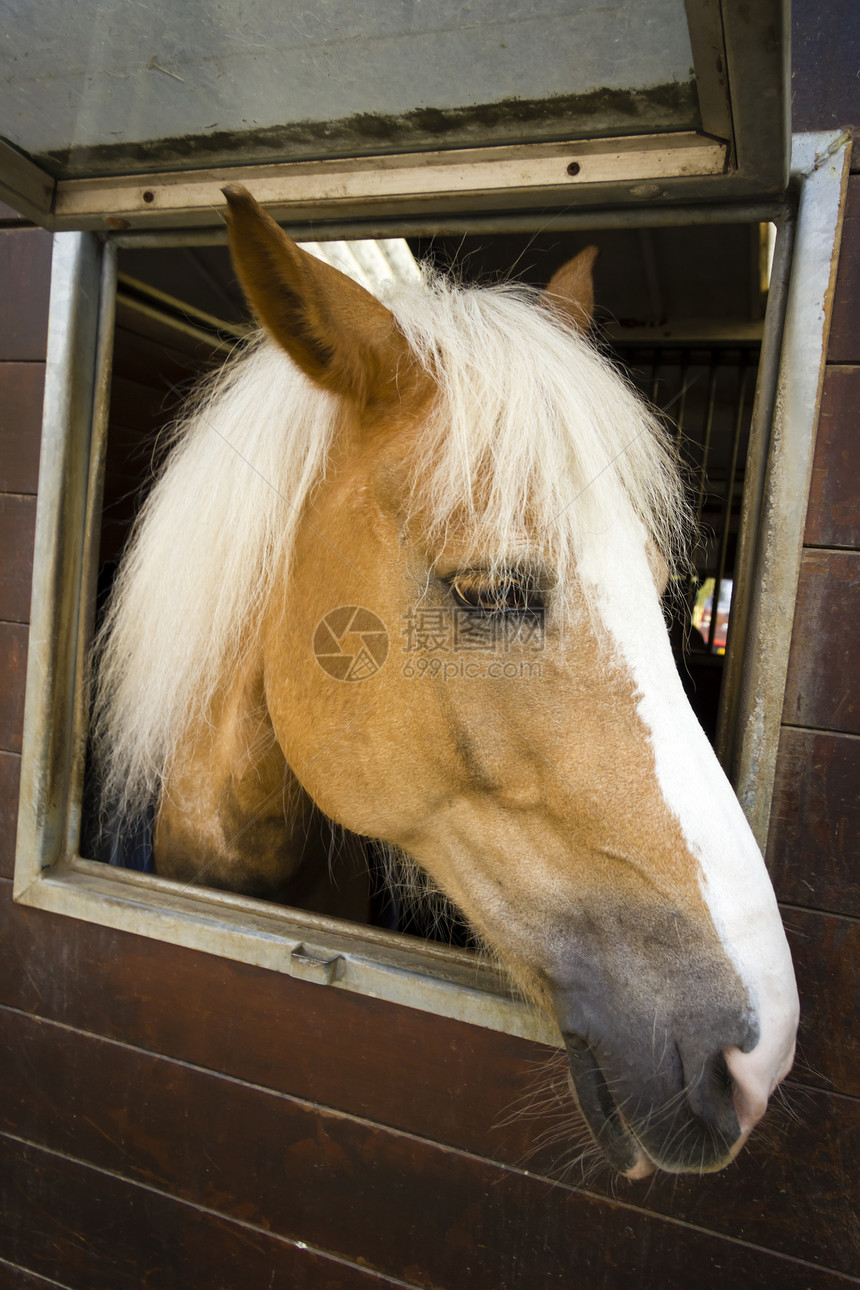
0;1259;75;1290
805;365;860;548
1;1006;858;1280
0;882;856;1134
785;909;860;1101
768;727;860;917
0;363;44;494
0;496;35;624
0;230;52;363
782;550;860;735
0;1135;411;1290
791;0;860;146
0;753;20;882
829;176;860;361
0;886;556;1171
0;624;27;754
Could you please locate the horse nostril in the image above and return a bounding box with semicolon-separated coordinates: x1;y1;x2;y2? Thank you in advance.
709;1051;733;1097
684;1048;739;1139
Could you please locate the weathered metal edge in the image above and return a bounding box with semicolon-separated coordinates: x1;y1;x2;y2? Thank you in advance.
24;860;563;1049
728;131;853;849
14;232;103;897
0;137;55;224
51;133;728;230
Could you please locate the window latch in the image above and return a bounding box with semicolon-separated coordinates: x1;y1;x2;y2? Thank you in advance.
290;945;345;985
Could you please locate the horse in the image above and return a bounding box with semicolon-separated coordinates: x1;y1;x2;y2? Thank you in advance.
92;184;799;1178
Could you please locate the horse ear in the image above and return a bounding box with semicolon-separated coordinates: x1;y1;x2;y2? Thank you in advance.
542;246;599;334
221;184;406;406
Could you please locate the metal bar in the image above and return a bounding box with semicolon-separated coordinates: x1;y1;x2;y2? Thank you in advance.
639;228;665;321
650;349;662;405
67;242;118;856
723;131;852;849
684;0;733;142
687;359;718;633
710;362;749;653
720;0;790;193
716;211;795;770
108;200;788;249
0;138;55;225
115;287;242;351
675;356;690;450
117;271;246;340
695;361;719;527
54;133;727;228
14;233;104;896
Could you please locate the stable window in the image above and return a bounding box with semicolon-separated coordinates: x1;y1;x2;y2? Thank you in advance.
6;0;849;1042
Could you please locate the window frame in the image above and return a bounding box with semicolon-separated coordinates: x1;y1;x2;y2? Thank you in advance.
13;132;850;1047
0;0;791;228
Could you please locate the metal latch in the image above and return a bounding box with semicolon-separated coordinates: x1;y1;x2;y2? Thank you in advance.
290;945;346;985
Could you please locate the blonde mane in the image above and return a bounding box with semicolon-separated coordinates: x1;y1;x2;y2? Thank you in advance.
93;271;687;820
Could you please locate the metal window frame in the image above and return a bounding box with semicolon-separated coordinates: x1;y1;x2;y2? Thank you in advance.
12;132;850;1047
0;0;790;231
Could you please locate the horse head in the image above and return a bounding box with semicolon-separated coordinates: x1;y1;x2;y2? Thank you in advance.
110;184;799;1178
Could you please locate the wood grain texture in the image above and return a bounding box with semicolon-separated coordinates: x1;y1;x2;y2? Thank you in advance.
0;1005;857;1279
0;881;857;1253
782;550;860;735
0;887;558;1170
829;177;860;362
0;880;854;1109
0;364;44;494
792;0;860;145
0;1134;411;1290
805;365;860;548
0;230;52;363
0;624;27;754
786;908;860;1102
768;727;860;917
0;1260;75;1290
0;753;20;882
0;496;35;624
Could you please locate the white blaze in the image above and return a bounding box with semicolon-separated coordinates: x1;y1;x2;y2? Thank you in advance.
577;516;799;1125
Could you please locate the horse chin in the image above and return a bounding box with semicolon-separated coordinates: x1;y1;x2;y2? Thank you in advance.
561;1063;660;1180
563;1037;648;1178
621;1150;656;1181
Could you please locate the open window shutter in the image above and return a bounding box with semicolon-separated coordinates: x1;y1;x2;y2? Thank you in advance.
0;0;788;230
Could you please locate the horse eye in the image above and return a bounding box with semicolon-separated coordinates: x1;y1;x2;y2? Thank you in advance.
450;574;543;613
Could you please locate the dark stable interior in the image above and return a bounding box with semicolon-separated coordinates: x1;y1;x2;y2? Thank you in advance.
85;221;765;938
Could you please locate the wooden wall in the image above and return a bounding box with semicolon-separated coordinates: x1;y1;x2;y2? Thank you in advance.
2;16;859;1282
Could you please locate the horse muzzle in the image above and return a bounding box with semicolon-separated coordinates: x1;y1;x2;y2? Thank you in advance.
559;1024;759;1177
549;947;775;1176
544;886;798;1176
